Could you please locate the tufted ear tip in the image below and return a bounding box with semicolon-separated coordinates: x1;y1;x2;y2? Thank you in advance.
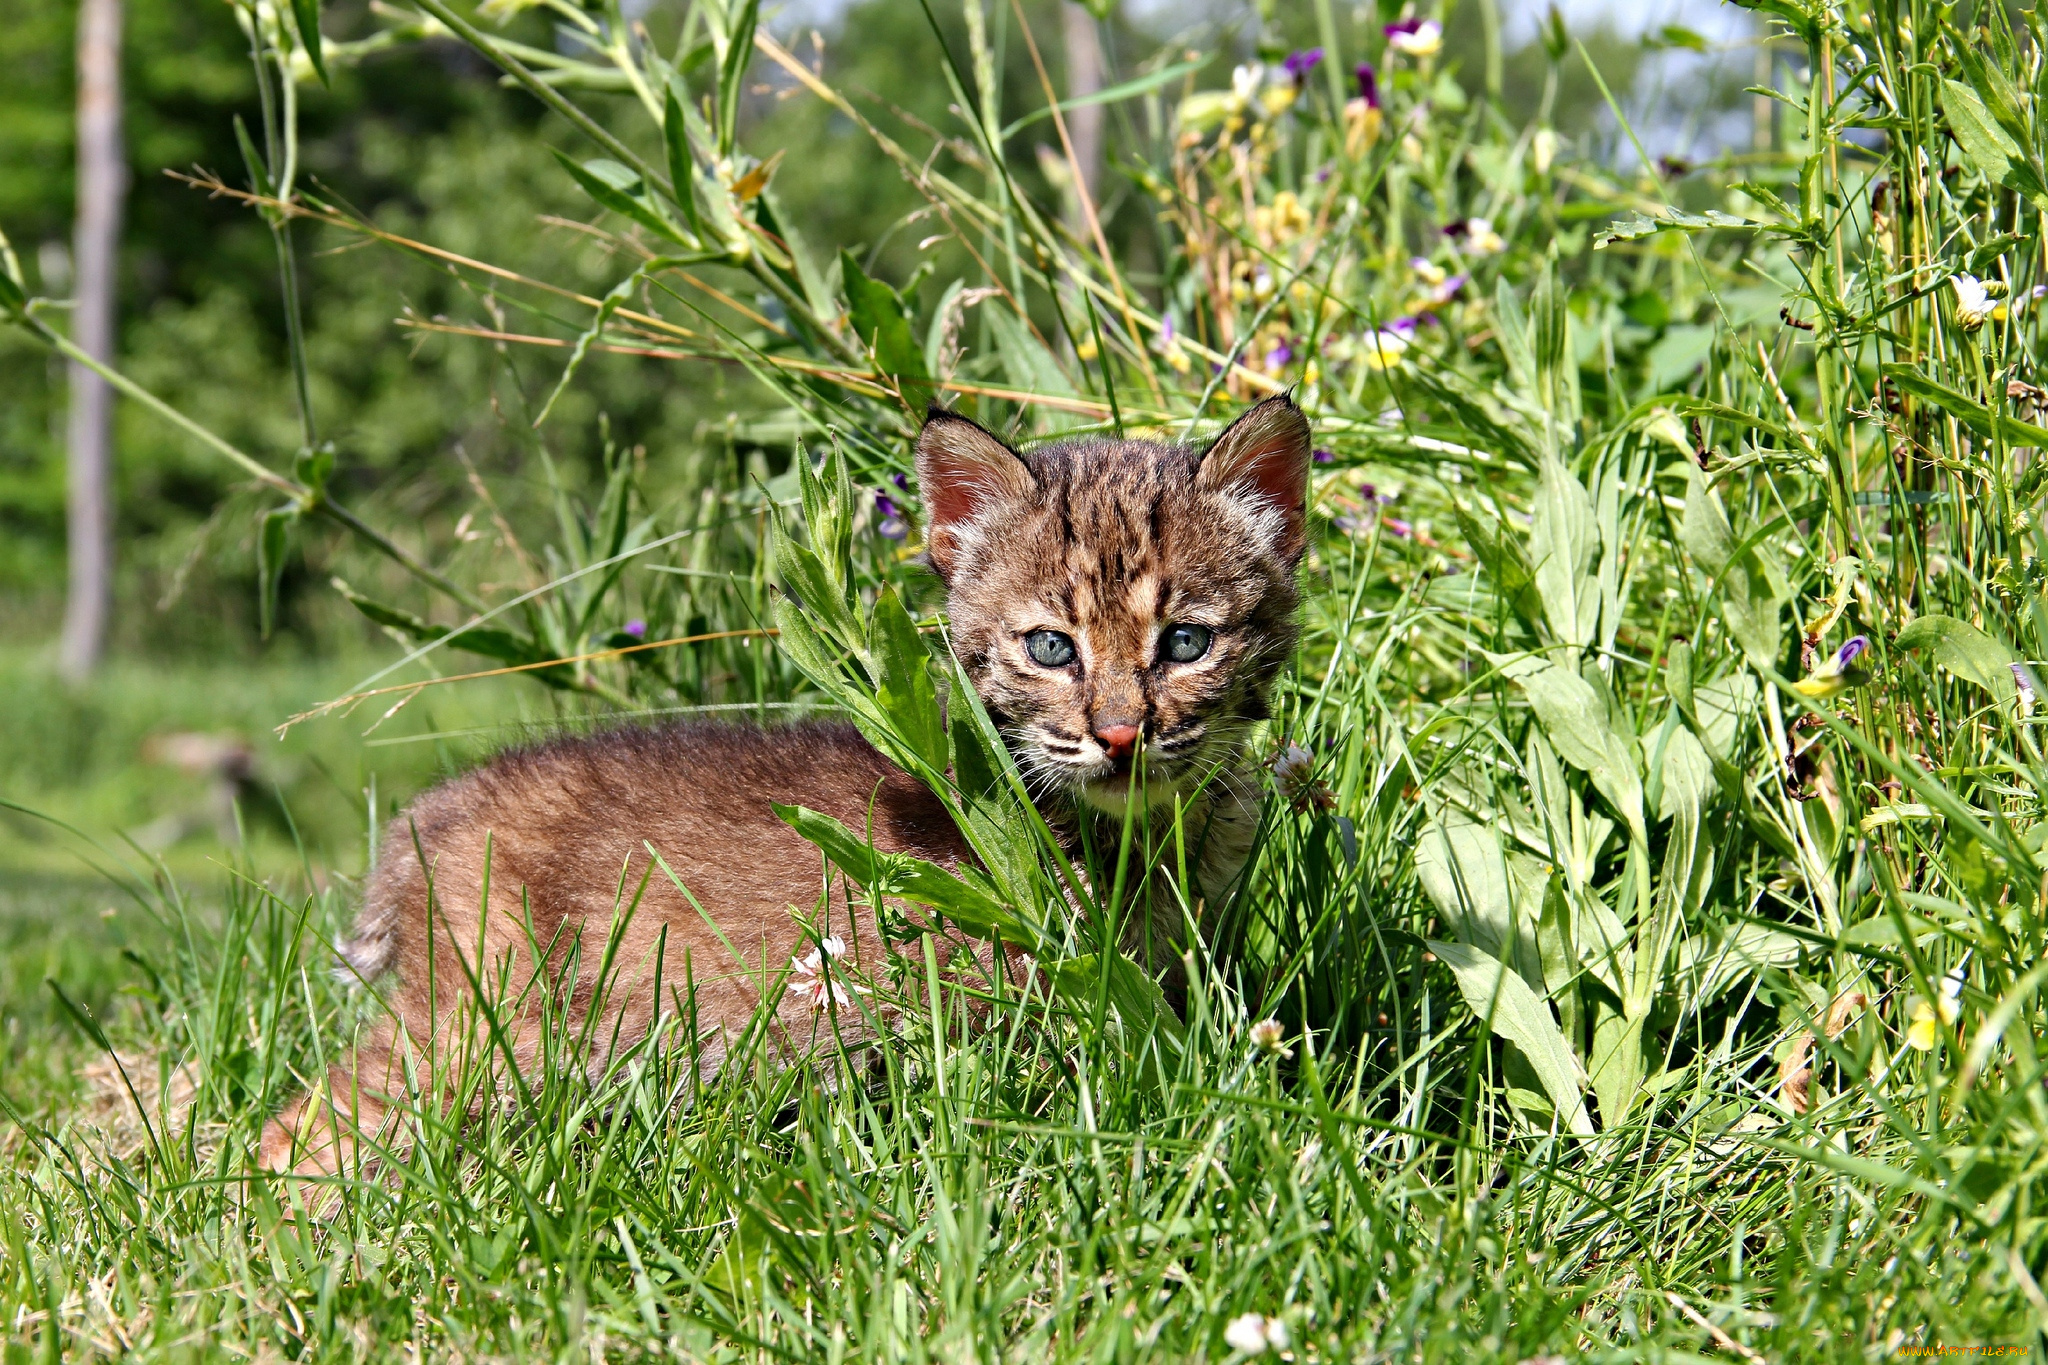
1198;395;1313;559
915;409;1035;578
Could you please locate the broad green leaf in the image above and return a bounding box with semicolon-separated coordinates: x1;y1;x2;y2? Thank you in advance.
715;0;762;160
291;0;327;84
232;115;272;198
1534;875;1577;997
1681;922;1805;1001
1530;264;1579;432
1045;953;1179;1041
1595;206;1769;248
1941;80;2048;208
661;82;704;240
1530;454;1600;648
983;307;1083;429
1428;939;1594;1135
338;587;572;687
1587;997;1644;1127
1415;818;1511;961
1665;638;1696;717
1492;279;1535;390
256;507;295;639
870;587;947;777
1414;818;1542;989
840;250;932;412
1952;48;2031;148
795;437;854;596
1879;364;2048;448
1683;464;1784;668
1894;614;2019;705
769;504;866;665
551;151;692;246
755;186;834;321
944;662;1041;901
1655;724;1716;825
1503;657;1645;834
772;801;1025;943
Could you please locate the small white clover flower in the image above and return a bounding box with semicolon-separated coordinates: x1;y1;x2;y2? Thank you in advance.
1224;1312;1291;1354
1249;1018;1294;1059
788;935;869;1011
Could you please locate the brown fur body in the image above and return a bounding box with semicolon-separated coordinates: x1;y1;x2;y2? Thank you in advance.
259;721;983;1177
261;397;1313;1182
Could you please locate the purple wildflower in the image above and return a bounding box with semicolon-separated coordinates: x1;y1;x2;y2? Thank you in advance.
1359;483;1377;501
1314;164;1333;183
892;472;909;490
1429;272;1469;306
1382;516;1413;538
876;490;908;540
1441;220;1468;239
1385;316;1420;340
1384;16;1426;35
1284;47;1324;83
1833;635;1870;669
1267;339;1296;368
1333;514;1362;534
1313;448;1335;464
1354;62;1380;108
623;619;647;638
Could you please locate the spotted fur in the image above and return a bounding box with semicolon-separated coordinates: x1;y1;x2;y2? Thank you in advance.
259;397;1312;1191
919;394;1311;817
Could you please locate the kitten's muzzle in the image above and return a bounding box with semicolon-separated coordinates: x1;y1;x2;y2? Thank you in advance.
1093;723;1141;769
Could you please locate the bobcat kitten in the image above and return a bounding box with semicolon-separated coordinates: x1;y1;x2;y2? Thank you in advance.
260;395;1312;1179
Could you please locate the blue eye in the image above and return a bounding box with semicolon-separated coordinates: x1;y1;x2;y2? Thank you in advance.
1025;630;1077;667
1162;624;1213;663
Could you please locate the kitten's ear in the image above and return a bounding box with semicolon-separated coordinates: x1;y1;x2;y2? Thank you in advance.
916;407;1035;578
1198;395;1312;560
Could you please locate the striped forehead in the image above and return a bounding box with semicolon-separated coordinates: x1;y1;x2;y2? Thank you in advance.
1034;453;1180;616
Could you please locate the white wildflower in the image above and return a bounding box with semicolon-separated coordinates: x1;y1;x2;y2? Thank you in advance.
1224;1312;1291;1354
1953;273;1995;330
787;935;869;1011
1937;964;1965;1026
1387;19;1443;57
1360;327;1411;370
1249;1018;1294;1059
1463;216;1506;254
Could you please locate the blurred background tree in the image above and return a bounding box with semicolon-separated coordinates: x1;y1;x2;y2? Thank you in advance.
0;0;1745;875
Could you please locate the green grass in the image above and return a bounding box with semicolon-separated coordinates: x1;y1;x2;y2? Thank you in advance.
5;0;2048;1357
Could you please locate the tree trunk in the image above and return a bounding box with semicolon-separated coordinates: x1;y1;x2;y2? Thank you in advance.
1060;3;1103;233
60;0;125;680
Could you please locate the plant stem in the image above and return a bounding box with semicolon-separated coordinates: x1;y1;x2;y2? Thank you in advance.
18;306;485;615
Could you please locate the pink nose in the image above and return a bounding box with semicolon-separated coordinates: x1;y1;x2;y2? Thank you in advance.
1095;724;1140;760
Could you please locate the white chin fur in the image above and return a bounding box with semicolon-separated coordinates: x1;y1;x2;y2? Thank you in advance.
1077;771;1192;817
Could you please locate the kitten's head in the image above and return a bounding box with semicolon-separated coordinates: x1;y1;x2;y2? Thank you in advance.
916;396;1311;813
